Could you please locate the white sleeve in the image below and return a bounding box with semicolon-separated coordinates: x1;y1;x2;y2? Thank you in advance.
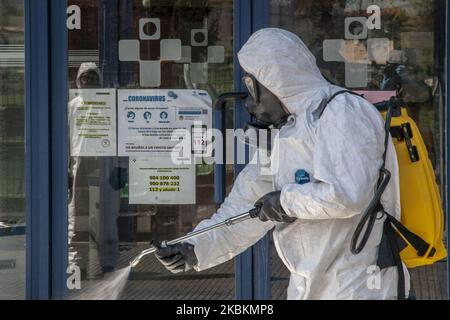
281;98;385;220
188;164;275;271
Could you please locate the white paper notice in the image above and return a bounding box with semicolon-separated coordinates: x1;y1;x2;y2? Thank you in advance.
69;89;117;157
118;90;212;157
129;157;196;205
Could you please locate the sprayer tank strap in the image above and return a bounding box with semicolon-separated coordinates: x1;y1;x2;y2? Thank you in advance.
313;90;364;121
296;92;431;299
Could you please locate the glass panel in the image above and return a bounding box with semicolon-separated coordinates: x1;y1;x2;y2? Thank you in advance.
269;0;446;299
67;0;235;300
0;0;26;300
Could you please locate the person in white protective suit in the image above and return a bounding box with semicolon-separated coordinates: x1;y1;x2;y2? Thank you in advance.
155;28;410;300
68;63;103;269
69;63;120;276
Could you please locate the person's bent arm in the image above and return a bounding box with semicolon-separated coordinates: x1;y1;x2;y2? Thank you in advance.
188;164;275;271
281;97;386;221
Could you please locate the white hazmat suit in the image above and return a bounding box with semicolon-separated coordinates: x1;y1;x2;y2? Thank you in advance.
188;28;410;300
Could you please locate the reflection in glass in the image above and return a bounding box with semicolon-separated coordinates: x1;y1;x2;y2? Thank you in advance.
67;0;234;300
0;0;26;300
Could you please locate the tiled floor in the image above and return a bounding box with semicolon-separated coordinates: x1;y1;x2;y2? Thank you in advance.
0;276;25;300
0;236;25;300
68;244;448;300
70;244;236;300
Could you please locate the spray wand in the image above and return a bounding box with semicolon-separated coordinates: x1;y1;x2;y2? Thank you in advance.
129;207;261;268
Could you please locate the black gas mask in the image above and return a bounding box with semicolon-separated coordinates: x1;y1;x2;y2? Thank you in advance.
78;70;101;89
242;73;291;130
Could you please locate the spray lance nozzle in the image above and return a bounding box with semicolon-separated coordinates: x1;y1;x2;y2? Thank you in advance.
129;240;164;268
129;208;261;268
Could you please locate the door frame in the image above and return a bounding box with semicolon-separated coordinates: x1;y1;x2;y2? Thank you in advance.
446;0;450;300
25;0;68;300
233;0;271;300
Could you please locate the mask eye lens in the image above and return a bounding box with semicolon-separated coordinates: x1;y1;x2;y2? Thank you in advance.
243;76;258;102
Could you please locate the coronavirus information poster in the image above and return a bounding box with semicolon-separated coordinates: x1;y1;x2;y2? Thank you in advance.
129;157;196;205
69;89;117;157
117;89;212;157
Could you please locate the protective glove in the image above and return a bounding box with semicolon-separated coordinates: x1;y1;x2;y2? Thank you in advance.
155;243;198;274
255;191;296;223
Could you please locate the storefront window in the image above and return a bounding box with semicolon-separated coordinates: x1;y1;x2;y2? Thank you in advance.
0;0;26;300
67;0;235;300
269;0;446;299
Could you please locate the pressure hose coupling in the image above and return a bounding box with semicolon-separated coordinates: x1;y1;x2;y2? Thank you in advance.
249;207;262;219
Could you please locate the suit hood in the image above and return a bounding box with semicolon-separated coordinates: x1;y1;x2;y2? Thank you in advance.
238;28;331;116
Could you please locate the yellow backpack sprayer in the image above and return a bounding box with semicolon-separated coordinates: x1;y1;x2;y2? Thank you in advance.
373;98;447;268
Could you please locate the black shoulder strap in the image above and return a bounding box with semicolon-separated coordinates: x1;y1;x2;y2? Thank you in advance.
312;90;363;121
383;217;407;300
313;92;434;299
347;97;434;300
385;213;434;258
377;211;433;300
314;93;435;299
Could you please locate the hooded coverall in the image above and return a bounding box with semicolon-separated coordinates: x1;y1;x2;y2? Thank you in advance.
188;28;410;300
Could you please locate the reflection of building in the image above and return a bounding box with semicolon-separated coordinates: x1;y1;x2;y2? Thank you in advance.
0;0;26;300
344;0;431;14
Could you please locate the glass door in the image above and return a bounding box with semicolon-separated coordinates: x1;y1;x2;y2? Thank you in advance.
66;0;236;300
0;0;26;300
267;0;446;300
